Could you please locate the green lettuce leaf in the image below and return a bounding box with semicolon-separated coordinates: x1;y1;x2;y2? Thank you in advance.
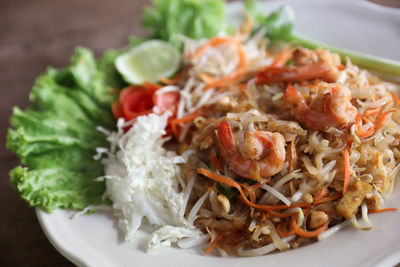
7;47;125;212
141;0;226;46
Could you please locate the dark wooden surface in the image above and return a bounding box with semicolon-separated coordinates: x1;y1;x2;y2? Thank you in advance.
1;0;399;266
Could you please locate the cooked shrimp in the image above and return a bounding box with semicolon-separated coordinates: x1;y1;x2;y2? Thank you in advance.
217;121;286;180
257;47;341;84
284;83;357;131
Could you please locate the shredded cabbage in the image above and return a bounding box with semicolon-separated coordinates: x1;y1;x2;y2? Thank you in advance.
100;113;200;247
148;225;203;250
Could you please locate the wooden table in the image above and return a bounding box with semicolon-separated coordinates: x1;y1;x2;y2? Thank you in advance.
1;0;399;266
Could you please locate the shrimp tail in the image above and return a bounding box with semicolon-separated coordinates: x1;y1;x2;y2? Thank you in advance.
217;121;236;156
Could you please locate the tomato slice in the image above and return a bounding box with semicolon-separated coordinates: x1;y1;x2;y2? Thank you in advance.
112;82;179;135
122;90;154;120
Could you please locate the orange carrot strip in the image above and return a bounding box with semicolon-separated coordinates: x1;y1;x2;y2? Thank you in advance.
314;194;342;205
290;214;330;238
171;108;206;137
193;37;231;60
374;109;396;131
199;73;217;84
277;221;295;237
260;212;267;222
159;68;185;85
337;64;346;71
197;168;311;211
356;114;375;138
343;139;352;195
204;233;223;254
269;45;292;68
313;187;329;205
368;207;398;214
203;68;247;90
242;184;256;203
364;106;382;117
362;115;374;125
267;209;295;218
390;91;399;104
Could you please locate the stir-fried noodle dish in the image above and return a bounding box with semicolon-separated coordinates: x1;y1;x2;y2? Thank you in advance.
101;16;400;256
8;1;400;258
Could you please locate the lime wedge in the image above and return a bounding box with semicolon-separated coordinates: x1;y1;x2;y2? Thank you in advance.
115;40;181;84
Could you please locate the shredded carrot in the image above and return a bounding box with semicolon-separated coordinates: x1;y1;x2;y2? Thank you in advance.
242;184;256;203
193;37;231;60
390;91;399;104
171;108;206;137
313;187;329;205
238;83;251;100
197;168;311;211
260;212;267;222
337;64;346;71
159;68;185;85
355;114;374;138
191;37;248;90
364;106;382;117
362;115;374;125
368;207;398;214
277;221;295;237
171;113;199;137
267;209;295;218
374;109;396;131
209;153;224;173
203;41;247;90
343;139;352;195
289;138;297;173
314;194;341;205
290;214;330;238
269;45;292;68
199;73;217;84
204;233;224;254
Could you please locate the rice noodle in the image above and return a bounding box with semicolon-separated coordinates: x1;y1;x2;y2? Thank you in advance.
237;236;295;257
361;202;372;228
188;191;210;225
318;220;351;241
260;184;291;206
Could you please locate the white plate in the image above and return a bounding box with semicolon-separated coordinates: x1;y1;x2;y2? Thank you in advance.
36;1;400;266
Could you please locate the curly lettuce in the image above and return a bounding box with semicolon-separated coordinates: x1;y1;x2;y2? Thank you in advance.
141;0;226;46
7;48;124;212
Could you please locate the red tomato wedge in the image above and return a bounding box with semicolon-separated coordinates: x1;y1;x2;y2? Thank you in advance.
112;82;180;134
